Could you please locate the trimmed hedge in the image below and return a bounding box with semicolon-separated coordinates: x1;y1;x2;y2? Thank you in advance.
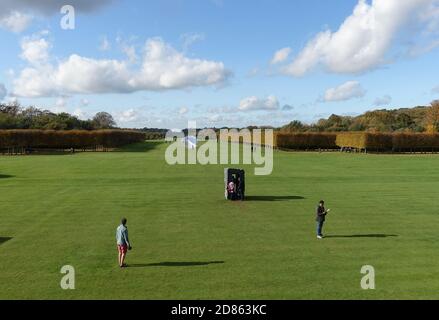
392;133;439;151
0;130;145;149
276;133;337;150
335;132;365;149
336;132;439;151
218;130;277;147
336;132;393;150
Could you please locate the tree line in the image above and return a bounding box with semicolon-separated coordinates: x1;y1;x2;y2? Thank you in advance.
0;102;116;130
281;101;439;133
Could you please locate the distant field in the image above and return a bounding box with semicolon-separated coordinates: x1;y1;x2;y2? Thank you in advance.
1;141;439;299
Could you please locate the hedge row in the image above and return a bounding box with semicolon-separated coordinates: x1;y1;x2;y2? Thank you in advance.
336;132;439;151
217;130;277;147
276;133;338;150
392;133;439;150
336;132;393;150
0;130;146;149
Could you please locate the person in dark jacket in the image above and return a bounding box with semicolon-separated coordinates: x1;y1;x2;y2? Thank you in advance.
316;200;330;239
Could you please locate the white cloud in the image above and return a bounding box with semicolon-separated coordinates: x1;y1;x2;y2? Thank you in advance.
56;97;66;107
80;98;89;106
0;11;32;33
132;38;230;90
432;86;439;94
117;108;140;123
208;114;223;122
270;47;291;64
6;69;15;77
239;95;280;111
0;84;7;100
283;0;438;76
73;108;88;120
420;0;439;34
99;36;111;51
20;37;51;64
122;45;138;64
179;107;189;115
181;32;205;51
53;96;68;113
13;37;231;97
374;95;392;106
323;81;366;102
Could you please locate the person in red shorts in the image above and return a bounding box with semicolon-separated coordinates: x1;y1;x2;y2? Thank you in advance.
116;218;132;268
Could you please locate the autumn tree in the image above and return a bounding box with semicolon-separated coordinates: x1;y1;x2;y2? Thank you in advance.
425;100;439;133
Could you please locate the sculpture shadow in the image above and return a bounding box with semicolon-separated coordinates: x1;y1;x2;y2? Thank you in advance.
128;261;225;268
325;234;398;239
245;195;305;202
116;141;165;153
0;237;13;245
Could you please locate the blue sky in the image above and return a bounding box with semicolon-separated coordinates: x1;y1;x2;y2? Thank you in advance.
0;0;438;129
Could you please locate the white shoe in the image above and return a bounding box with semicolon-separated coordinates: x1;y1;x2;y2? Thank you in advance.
317;235;323;239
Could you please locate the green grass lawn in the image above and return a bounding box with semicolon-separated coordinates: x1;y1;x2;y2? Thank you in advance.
1;141;439;299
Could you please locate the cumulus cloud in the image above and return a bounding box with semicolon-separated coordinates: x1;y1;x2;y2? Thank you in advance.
374;95;392;106
0;84;7;100
20;37;51;64
323;81;366;102
270;47;292;65
0;11;32;33
239;95;280;111
282;0;438;76
121;45;138;64
132;38;230;90
12;37;231;97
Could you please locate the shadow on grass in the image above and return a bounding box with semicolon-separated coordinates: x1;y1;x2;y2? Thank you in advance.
128;261;225;268
325;234;398;239
0;237;13;245
116;141;165;153
245;195;305;202
0;175;14;179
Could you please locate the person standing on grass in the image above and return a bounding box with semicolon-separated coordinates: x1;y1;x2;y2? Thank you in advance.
316;200;330;239
116;218;132;268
